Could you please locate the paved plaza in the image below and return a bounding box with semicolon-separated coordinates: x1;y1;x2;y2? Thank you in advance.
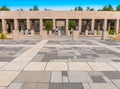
0;37;120;89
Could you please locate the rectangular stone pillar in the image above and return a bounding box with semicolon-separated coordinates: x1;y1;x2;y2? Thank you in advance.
103;31;109;40
116;19;119;34
104;19;107;31
85;30;88;36
73;31;79;41
27;19;30;30
58;30;61;36
53;19;56;30
14;19;18;30
66;19;69;35
91;19;95;32
13;30;19;40
2;19;6;33
49;30;52;36
42;30;47;40
31;30;34;36
78;19;82;33
40;19;43;35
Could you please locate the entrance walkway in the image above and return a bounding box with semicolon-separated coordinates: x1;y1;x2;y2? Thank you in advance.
0;37;120;89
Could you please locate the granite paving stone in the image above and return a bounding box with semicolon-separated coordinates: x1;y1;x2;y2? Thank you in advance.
13;71;51;83
68;71;93;83
103;71;120;79
24;62;46;71
63;83;84;89
89;83;118;89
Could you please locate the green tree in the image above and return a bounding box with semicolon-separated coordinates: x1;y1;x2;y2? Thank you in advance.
45;20;53;31
29;8;33;11
86;7;94;11
0;6;10;11
69;20;77;30
116;5;120;11
102;4;114;11
74;6;83;11
33;6;39;11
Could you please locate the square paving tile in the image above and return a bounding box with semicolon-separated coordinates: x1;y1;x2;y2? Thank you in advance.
0;71;20;86
49;83;63;89
24;62;46;71
45;62;68;71
51;72;62;83
89;83;118;89
13;71;51;83
0;62;28;71
21;83;49;89
0;62;8;68
103;71;120;79
88;62;116;71
112;79;120;88
91;76;106;83
63;83;84;89
7;83;23;89
0;57;15;62
109;62;120;71
68;62;92;71
68;71;93;83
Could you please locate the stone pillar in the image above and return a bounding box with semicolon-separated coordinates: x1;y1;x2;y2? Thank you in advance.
40;19;43;35
27;19;30;30
66;19;69;35
31;30;34;36
103;31;109;40
104;19;107;31
58;30;61;36
14;19;18;30
13;30;19;40
73;31;79;41
2;19;7;33
91;19;95;32
42;30;47;40
78;19;82;33
53;19;56;30
108;21;111;32
85;30;88;36
49;30;52;36
116;19;119;34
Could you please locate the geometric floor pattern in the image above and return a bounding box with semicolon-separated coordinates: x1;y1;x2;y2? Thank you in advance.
0;37;120;89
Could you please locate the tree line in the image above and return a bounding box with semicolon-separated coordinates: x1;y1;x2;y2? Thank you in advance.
0;4;120;11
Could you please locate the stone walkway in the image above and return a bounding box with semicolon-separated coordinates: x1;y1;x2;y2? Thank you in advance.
0;38;120;89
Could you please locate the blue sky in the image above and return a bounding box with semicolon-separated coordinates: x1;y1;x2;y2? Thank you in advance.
0;0;119;10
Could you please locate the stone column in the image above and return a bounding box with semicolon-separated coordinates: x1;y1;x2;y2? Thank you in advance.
2;19;7;33
108;21;111;32
14;19;18;30
104;19;107;31
27;19;30;30
91;19;95;32
78;19;82;33
42;30;47;40
53;19;56;30
116;19;119;34
73;30;79;41
66;19;69;35
40;19;43;35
